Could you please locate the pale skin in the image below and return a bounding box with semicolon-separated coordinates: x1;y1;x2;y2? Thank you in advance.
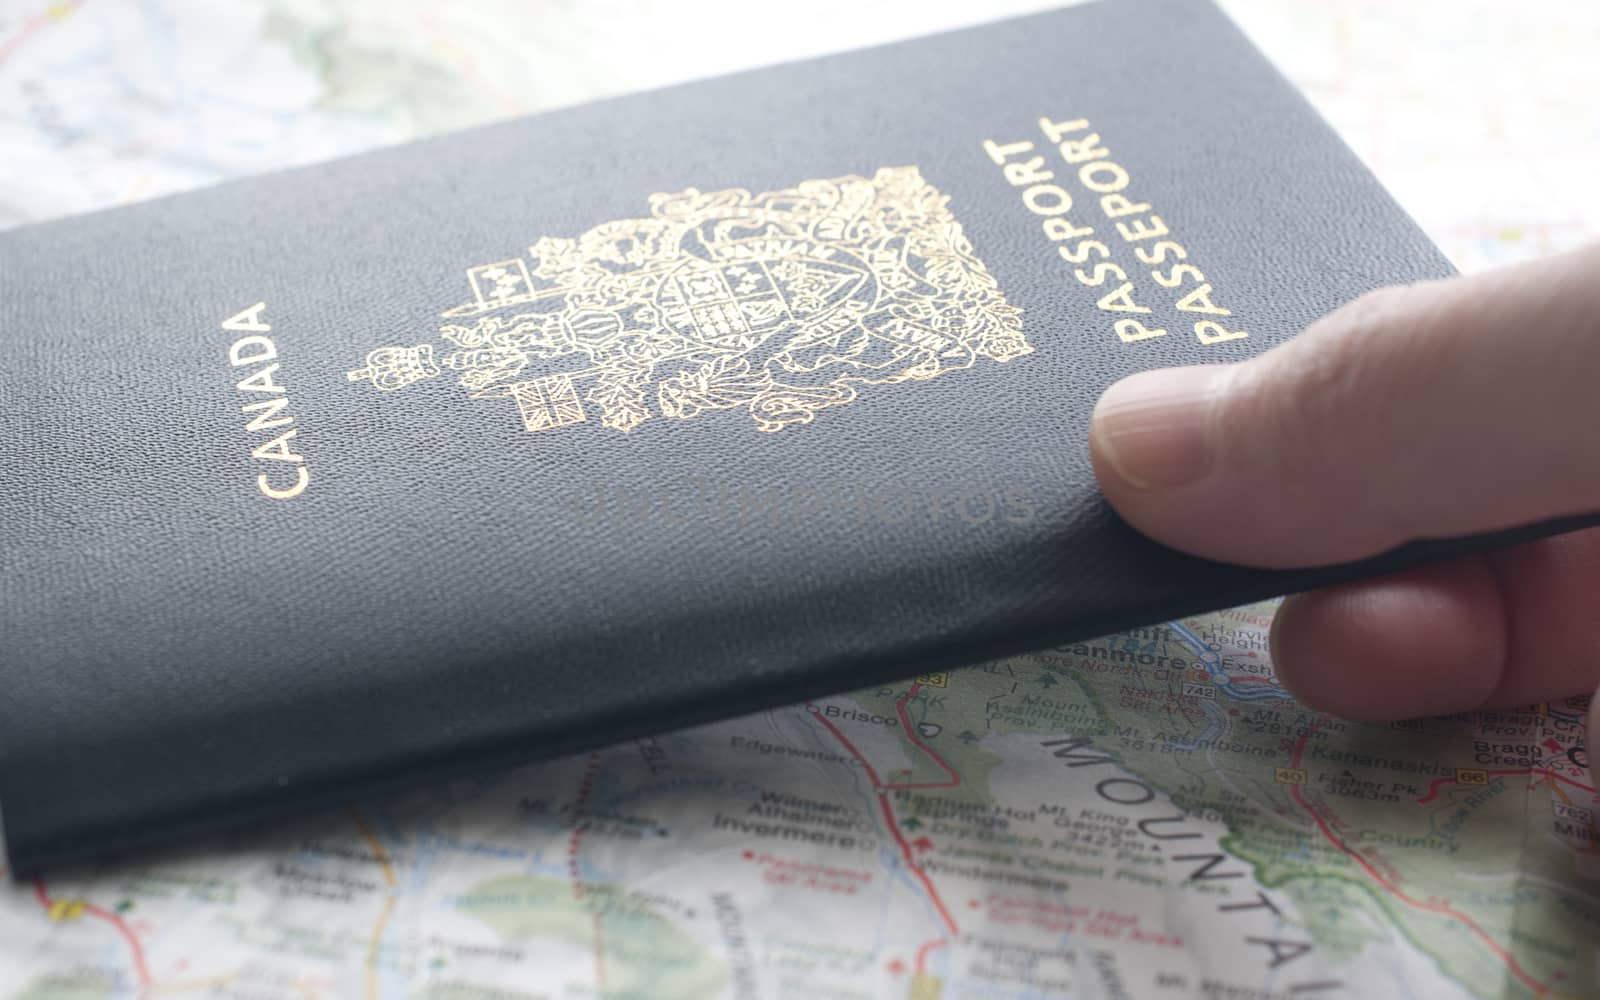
1088;242;1600;780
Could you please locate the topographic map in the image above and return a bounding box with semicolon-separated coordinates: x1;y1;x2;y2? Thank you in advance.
1;1;1598;998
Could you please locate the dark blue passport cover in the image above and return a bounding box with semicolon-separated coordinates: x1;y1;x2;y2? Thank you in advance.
1;0;1587;872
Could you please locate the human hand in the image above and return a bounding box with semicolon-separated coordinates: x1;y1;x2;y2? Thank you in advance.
1088;243;1600;747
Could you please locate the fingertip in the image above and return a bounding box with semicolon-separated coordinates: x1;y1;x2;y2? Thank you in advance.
1089;367;1233;561
1089;357;1399;570
1089;366;1225;494
1269;558;1508;721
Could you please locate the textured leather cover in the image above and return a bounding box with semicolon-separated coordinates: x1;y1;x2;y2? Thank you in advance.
0;0;1587;874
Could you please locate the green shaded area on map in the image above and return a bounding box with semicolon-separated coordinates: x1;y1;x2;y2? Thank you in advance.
456;875;725;1000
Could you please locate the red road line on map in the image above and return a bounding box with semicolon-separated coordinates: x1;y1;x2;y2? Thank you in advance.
890;683;960;790
807;701;885;786
589;911;606;993
875;790;958;935
806;696;960;937
568;752;606;993
1417;767;1595;805
1288;728;1548;996
915;937;947;975
0;0;84;66
33;877;152;990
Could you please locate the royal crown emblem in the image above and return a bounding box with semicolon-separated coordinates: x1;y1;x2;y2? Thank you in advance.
345;344;439;391
348;166;1029;434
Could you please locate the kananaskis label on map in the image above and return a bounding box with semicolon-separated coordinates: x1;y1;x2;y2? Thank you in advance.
0;0;1590;877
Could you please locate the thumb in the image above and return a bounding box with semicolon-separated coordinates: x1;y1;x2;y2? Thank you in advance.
1089;242;1600;568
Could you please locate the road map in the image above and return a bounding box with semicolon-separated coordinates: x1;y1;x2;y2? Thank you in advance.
2;1;1598;998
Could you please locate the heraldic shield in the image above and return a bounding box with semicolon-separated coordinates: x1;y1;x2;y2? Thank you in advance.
347;166;1031;434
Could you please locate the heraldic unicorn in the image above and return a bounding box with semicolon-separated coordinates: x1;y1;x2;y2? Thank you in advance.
347;166;1030;434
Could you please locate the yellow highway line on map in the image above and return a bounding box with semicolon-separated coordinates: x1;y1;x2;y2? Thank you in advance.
350;809;398;1000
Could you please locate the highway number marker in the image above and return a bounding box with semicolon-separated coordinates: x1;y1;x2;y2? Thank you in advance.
910;974;944;1000
47;900;86;922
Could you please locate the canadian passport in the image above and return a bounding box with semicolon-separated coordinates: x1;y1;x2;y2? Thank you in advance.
0;0;1582;873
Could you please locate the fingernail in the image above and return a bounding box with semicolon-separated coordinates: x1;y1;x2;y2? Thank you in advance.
1091;365;1226;490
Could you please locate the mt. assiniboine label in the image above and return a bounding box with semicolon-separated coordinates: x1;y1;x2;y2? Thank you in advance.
346;166;1030;435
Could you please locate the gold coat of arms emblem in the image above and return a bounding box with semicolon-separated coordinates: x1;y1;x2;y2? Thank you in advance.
348;166;1029;434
